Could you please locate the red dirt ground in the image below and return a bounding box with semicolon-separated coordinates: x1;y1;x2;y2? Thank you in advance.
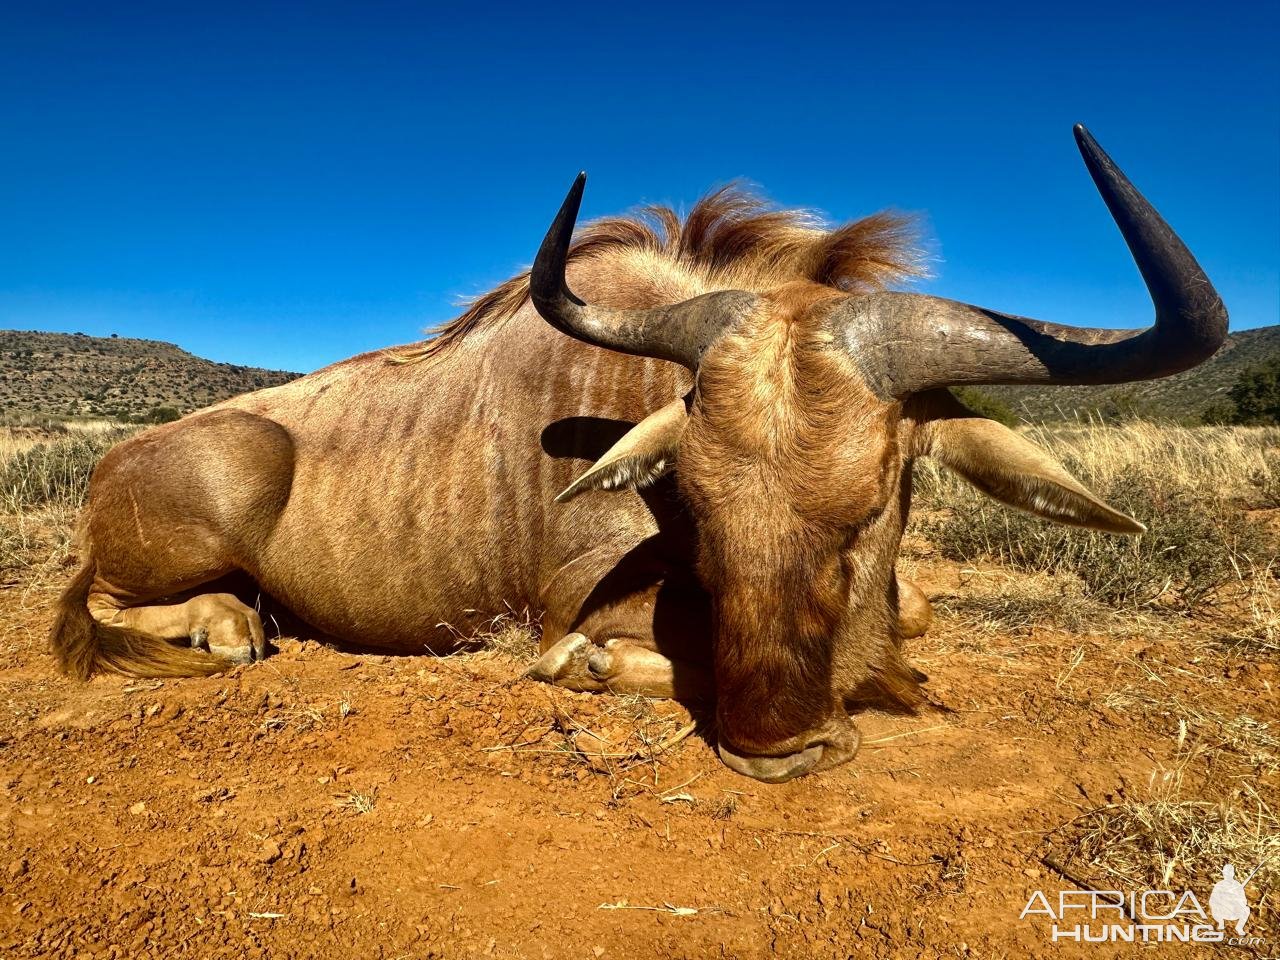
0;563;1274;959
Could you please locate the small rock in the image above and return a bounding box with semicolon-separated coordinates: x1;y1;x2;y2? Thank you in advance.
128;802;147;816
257;840;282;864
156;703;184;724
7;858;28;879
194;786;233;803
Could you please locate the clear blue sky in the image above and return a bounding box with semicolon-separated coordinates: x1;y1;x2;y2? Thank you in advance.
2;1;1276;373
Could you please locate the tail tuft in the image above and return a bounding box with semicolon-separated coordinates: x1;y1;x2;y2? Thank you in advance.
49;561;99;679
50;560;231;679
92;624;232;678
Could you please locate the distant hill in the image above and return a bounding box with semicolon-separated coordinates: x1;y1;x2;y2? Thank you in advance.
0;330;300;422
2;324;1275;427
974;325;1280;424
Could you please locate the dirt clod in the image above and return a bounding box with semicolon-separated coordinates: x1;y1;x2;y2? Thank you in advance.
257;840;283;865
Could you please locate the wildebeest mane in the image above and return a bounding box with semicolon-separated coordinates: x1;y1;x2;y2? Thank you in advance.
395;184;923;362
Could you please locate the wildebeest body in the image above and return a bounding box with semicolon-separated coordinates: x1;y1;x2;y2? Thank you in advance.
51;126;1228;781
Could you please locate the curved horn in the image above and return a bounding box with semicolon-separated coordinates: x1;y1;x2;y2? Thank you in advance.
529;173;756;370
834;125;1228;398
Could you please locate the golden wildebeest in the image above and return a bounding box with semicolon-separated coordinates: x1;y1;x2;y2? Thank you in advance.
51;126;1225;781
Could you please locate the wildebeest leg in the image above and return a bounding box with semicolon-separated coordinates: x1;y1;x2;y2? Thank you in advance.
532;541;713;699
525;634;713;700
52;409;295;677
88;591;267;664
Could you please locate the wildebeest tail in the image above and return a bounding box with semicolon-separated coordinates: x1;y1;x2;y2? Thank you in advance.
49;559;231;679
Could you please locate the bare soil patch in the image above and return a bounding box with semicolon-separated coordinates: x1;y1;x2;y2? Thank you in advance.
1;558;1275;958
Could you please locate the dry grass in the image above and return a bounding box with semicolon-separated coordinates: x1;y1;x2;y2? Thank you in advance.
1047;760;1278;918
916;427;1279;914
336;789;377;815
260;704;327;734
469;608;540;659
558;693;696;771
1214;567;1280;657
430;607;541;661
478;686;700;802
1044;642;1278;934
1253;449;1280;509
0;424;135;577
915;422;1278;618
1007;422;1278;498
1100;687;1280;779
0;429;42;462
0;426;135;513
929;570;1121;637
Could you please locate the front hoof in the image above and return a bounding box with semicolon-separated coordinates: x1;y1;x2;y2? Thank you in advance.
193;626;262;665
208;642;258;665
524;633;592;684
586;646;615;680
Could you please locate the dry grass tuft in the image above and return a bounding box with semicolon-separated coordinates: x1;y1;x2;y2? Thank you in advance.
710;795;738;821
567;694;695;768
471;609;540;659
260;704;327;734
0;516;30;574
336;789;377;815
1047;766;1279;907
932;577;1113;637
917;565;1176;647
0;428;43;462
0;426;135;513
1213;566;1280;658
434;608;540;661
503;691;703;800
1252;448;1280;509
0;424;135;577
1100;687;1280;778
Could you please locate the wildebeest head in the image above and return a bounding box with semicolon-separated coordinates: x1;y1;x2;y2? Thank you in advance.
530;126;1227;782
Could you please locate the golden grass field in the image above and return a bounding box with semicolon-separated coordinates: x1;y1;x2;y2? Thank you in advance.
0;418;1276;958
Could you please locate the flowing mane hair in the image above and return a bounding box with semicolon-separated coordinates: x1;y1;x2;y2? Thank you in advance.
395;183;925;363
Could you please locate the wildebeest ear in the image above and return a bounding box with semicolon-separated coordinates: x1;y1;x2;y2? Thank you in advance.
555;398;688;503
924;417;1145;534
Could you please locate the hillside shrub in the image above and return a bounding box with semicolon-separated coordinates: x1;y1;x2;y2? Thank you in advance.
950;388;1018;427
1201;355;1280;426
